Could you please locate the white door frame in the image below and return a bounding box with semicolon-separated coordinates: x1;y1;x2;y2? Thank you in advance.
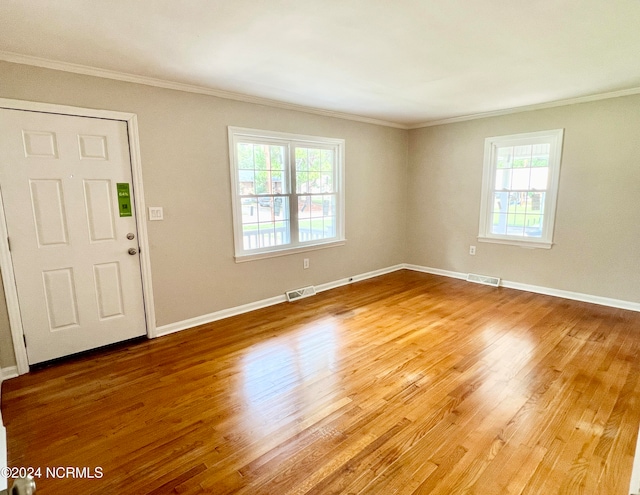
0;98;157;375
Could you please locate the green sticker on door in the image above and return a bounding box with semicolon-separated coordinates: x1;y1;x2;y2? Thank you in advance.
117;183;132;217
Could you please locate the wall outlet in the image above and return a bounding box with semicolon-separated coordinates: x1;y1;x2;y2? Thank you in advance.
469;245;476;255
303;258;310;269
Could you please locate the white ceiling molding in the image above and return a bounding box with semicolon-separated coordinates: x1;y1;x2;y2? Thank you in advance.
408;86;640;129
0;51;407;130
2;50;640;131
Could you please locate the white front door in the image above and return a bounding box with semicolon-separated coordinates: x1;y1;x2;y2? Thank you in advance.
0;109;147;365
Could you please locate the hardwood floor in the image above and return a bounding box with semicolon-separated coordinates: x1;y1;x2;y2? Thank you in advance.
3;270;640;494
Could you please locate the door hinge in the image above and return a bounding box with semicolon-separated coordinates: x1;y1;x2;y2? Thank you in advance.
23;334;27;348
7;236;10;252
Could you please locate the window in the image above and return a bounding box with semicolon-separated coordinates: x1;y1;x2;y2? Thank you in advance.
478;129;564;249
228;127;345;261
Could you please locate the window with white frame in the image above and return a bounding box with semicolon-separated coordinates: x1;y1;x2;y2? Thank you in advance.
228;127;345;260
478;129;564;249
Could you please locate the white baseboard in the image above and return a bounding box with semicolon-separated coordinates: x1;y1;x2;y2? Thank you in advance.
500;279;640;312
315;264;405;293
156;294;287;337
1;366;18;381
404;264;640;312
156;263;639;340
403;264;467;281
156;265;406;338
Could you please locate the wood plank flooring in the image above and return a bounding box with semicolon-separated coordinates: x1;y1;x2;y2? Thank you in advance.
3;270;640;494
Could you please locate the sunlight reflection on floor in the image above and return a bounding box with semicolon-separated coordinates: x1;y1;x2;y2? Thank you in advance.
242;322;339;416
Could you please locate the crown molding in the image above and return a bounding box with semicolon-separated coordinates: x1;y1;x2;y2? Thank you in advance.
0;51;408;130
3;50;640;131
407;86;640;129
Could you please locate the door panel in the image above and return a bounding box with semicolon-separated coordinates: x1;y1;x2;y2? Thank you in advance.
42;267;79;330
93;262;125;319
22;130;58;158
84;179;116;242
0;109;147;364
30;179;70;246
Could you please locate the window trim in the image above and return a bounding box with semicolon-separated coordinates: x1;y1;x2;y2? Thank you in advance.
478;129;564;249
228;126;346;262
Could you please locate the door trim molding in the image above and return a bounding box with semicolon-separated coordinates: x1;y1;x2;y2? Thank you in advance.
0;98;157;374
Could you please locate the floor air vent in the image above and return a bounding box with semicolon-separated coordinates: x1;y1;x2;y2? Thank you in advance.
466;273;501;287
286;286;316;302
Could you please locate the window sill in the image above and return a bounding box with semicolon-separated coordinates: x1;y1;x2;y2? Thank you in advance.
235;240;346;263
477;236;552;249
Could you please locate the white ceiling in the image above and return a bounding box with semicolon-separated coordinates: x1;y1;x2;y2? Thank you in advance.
2;0;640;127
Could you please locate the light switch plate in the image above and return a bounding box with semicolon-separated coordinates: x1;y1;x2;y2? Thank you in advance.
148;206;163;221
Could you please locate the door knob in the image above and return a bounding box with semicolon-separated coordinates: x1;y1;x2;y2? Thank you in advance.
128;248;137;255
126;233;135;240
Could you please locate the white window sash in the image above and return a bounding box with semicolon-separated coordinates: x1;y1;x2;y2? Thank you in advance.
228;127;345;261
478;129;564;249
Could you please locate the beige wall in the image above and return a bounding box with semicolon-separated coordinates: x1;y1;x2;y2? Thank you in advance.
407;95;640;302
0;61;409;368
